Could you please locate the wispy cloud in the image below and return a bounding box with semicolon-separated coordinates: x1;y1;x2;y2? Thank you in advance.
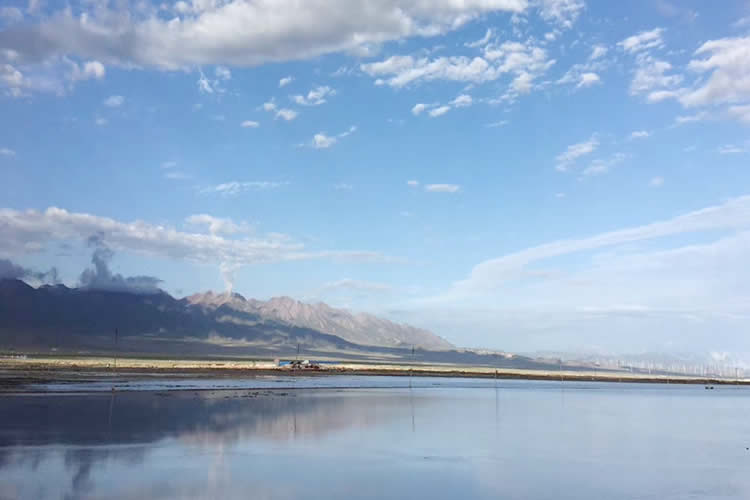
424;183;461;193
279;76;293;87
103;95;124;107
201;181;288;196
311;126;357;149
0;147;15;156
555;135;599;172
240;120;260;128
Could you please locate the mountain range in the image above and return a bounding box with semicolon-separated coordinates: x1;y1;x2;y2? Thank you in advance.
0;279;451;354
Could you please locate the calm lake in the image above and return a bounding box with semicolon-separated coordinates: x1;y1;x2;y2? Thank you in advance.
1;377;749;499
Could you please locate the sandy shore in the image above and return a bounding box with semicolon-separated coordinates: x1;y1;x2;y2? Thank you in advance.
1;355;747;389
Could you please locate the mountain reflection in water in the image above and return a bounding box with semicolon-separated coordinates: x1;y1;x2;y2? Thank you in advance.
2;382;750;500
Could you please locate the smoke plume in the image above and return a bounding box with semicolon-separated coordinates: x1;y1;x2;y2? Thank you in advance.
78;234;162;294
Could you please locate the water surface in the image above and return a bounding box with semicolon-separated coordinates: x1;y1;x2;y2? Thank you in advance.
1;377;749;499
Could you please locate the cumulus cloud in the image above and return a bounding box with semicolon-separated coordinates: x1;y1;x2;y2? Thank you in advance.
362;39;554;99
291;85;335;106
279;76;293;87
0;207;394;283
275;108;298;121
0;0;527;72
424;183;460;193
555;135;599;171
576;72;600;88
240;120;259;128
680;36;750;108
411;103;427;115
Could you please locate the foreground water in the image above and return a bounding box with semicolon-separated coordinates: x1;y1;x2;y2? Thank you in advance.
1;377;750;499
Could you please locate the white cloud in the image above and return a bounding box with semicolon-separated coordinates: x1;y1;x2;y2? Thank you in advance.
581;152;625;177
362;40;554;98
215;66;231;80
161;161;177;169
629;130;650;140
362;55;498;88
0;207;392;272
185;214;251;236
407;180;420;187
334;183;353;190
428;105;451;117
555;192;566;198
486;120;509;127
291;85;335;106
279;76;293;87
275;108;298;121
76;61;105;81
450;94;473;107
589;45;608;60
202;181;288;196
466;29;493;48
629;55;682;96
451;194;750;294
0;147;15;157
537;0;585;29
555;135;599;171
680;36;750;108
649;176;664;187
94;117;108;126
674;111;708;125
718;144;747;154
313;133;337;149
618;28;665;54
0;1;527;72
311;126;356;149
262;100;277;112
576;72;600;88
647;89;683;102
240;120;259;128
411;103;427;115
425;183;460;193
103;95;124;107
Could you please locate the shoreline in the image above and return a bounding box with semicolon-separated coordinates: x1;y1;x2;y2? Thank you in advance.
2;355;748;390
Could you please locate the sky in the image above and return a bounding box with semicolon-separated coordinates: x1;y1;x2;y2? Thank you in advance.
2;0;750;357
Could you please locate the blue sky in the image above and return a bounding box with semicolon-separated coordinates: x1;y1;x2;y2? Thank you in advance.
2;0;750;356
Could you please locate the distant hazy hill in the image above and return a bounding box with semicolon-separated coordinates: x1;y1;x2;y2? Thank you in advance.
0;279;451;352
187;292;453;350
